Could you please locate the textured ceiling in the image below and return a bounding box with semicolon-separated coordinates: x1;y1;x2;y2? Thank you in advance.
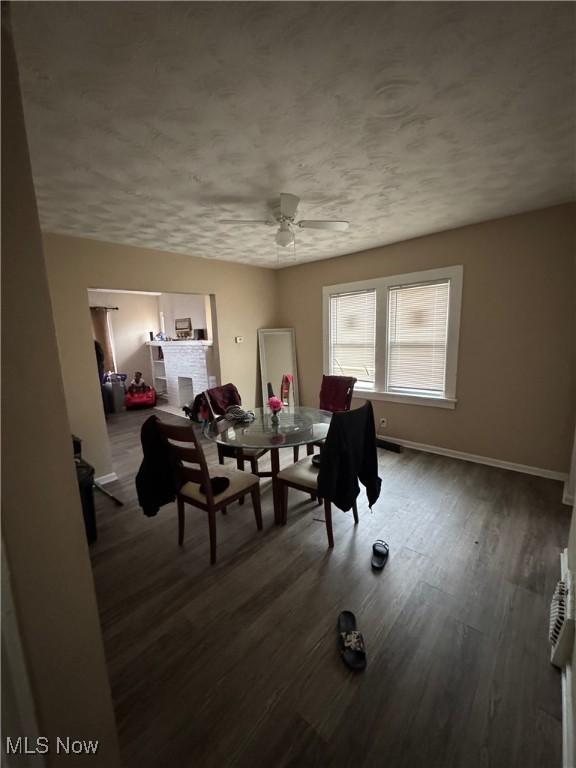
11;2;576;268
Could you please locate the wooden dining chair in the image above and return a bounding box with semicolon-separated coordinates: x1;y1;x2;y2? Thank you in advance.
276;457;358;548
278;402;378;548
157;421;262;564
204;385;271;480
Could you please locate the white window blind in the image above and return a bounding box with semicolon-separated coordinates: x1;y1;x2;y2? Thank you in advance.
386;280;450;396
329;290;376;387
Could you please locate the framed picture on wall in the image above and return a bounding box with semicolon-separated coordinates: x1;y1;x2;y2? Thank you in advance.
175;317;192;338
175;318;192;331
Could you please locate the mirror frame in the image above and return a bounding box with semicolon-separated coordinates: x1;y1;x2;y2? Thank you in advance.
258;328;299;406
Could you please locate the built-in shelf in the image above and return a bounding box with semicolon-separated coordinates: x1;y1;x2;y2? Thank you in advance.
148;342;167;394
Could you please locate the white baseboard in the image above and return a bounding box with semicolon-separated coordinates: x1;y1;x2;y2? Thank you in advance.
378;435;569;484
560;550;575;768
94;472;118;485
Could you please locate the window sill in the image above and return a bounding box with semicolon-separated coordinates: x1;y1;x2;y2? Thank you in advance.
351;389;457;409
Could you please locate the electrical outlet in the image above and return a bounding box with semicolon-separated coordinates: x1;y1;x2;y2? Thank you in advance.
379;417;387;428
235;336;244;344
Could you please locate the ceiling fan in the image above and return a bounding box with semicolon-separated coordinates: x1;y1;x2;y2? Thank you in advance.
221;193;349;247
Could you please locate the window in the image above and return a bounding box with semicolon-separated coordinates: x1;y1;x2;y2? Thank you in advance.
386;280;450;396
329;290;376;388
323;266;463;408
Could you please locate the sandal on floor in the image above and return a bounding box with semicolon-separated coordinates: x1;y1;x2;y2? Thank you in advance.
338;611;367;671
371;540;389;570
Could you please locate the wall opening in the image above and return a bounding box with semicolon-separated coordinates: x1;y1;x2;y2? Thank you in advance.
85;287;220;467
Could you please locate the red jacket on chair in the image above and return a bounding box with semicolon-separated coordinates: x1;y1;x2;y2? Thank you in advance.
187;383;241;421
319;375;357;412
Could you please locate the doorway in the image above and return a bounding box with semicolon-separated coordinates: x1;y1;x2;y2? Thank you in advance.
86;287;221;465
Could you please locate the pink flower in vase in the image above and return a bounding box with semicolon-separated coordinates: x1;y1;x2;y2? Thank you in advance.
268;396;283;414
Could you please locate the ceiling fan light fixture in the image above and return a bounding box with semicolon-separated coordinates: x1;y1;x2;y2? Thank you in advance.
219;192;349;255
275;225;294;247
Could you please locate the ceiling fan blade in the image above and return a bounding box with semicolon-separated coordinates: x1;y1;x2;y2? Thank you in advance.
220;219;275;226
297;220;349;232
280;193;300;219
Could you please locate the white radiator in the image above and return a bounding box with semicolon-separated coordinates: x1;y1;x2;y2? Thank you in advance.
550;558;575;669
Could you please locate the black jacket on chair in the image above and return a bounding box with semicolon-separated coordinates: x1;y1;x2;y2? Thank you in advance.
317;401;382;512
136;415;181;516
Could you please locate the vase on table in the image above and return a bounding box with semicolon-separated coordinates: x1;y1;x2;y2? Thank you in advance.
268;396;283;427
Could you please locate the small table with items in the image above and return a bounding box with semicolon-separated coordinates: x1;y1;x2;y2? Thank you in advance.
203;406;332;524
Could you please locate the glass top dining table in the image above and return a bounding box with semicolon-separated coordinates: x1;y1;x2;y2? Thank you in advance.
203;406;332;524
203;406;332;450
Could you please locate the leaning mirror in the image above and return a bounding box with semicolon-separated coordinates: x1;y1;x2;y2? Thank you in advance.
258;328;299;407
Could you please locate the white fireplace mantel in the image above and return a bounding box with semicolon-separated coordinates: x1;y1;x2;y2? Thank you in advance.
147;340;215;407
146;340;213;347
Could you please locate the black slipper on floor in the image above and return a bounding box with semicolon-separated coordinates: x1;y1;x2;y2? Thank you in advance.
337;611;367;671
371;539;389;570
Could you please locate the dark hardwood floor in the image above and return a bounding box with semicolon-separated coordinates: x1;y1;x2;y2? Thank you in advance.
91;407;570;768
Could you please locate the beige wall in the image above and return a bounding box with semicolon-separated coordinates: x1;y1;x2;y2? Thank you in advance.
44;234;278;476
277;204;575;473
1;13;120;765
88;290;160;383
